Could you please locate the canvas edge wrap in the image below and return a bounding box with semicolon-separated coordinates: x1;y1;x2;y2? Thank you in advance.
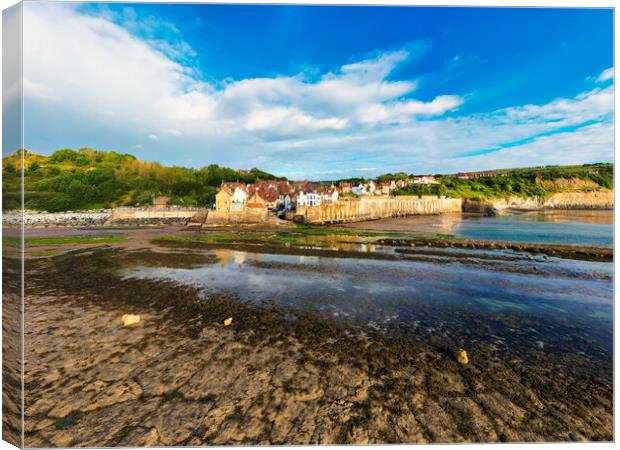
3;2;25;448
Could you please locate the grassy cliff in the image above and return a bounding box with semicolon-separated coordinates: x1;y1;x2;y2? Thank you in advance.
392;164;613;201
2;148;284;212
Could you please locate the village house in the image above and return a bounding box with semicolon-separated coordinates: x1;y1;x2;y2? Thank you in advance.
395;179;408;189
250;181;279;209
216;182;248;211
352;184;368;196
376;182;392;195
413;175;439;184
231;187;248;209
367;180;377;194
297;191;322;206
338;181;352;193
246;191;266;209
282;194;293;211
320;186;339;203
458;172;499;180
215;186;233;211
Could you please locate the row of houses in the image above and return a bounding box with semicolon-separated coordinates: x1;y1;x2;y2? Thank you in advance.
214;174;443;213
457;172;503;180
339;176;438;196
215;180;340;212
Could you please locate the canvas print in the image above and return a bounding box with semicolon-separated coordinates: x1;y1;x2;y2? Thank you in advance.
2;2;614;447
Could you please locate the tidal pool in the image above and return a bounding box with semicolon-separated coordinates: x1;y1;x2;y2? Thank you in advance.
124;247;613;359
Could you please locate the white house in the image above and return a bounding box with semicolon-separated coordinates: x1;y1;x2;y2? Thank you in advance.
413;176;438;185
283;194;293;211
352;184;367;196
231;187;248;209
322;187;339;203
297;191;322;206
367;180;377;193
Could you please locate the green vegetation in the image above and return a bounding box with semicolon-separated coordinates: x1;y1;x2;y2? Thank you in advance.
3;235;129;247
391;164;613;200
2;148;285;212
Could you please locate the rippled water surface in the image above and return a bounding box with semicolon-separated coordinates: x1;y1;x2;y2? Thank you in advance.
456;210;613;247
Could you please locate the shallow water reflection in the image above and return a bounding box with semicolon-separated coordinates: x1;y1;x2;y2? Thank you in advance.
124;247;613;358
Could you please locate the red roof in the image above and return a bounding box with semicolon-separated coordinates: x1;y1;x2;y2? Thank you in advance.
221;181;248;192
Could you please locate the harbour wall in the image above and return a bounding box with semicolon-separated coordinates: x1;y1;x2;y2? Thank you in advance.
204;209;269;226
107;207;205;225
295;196;463;225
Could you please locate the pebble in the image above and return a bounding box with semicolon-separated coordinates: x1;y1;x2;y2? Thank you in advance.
122;314;141;327
457;349;469;365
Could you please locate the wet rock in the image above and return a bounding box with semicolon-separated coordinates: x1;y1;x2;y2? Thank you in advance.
456;349;469;365
82;380;143;412
122;314;141;327
25;418;55;433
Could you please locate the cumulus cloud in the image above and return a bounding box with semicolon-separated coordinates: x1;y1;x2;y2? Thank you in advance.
21;3;613;179
596;67;614;83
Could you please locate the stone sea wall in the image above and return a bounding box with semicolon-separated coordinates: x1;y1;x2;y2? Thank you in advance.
204;209;269;226
3;207;207;228
108;207;204;226
296;196;463;225
3;210;112;228
462;190;614;215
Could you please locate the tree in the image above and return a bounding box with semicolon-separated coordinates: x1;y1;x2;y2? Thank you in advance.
49;149;78;163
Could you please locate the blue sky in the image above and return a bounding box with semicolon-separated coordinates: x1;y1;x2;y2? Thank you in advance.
15;3;614;179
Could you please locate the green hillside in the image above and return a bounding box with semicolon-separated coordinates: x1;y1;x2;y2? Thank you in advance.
391;164;613;201
2;148;285;212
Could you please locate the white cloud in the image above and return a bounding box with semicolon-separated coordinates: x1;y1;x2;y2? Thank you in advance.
22;79;58;101
596;67;614;83
21;3;613;179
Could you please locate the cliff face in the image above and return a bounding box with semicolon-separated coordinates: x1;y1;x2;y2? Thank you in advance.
543;191;614;209
462;190;613;214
